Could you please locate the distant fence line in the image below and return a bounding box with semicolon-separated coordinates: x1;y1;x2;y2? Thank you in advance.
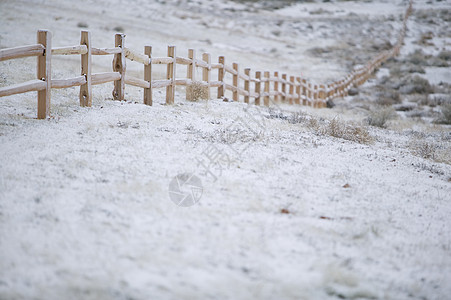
0;1;413;119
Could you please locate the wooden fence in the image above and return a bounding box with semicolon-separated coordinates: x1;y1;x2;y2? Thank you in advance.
0;1;413;119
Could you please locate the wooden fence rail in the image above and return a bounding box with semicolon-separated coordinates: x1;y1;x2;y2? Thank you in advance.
0;0;413;119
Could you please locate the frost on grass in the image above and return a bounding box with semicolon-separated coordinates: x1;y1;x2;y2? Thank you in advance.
409;134;451;165
267;109;373;144
203;127;264;145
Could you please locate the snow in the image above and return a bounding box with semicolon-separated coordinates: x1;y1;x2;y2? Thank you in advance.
421;67;451;86
1;0;451;299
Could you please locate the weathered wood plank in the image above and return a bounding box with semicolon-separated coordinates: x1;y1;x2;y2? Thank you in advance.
0;44;45;61
91;47;122;55
53;76;86;89
0;80;46;97
125;75;150;89
92;72;121;85
124;47;150;65
52;45;87;55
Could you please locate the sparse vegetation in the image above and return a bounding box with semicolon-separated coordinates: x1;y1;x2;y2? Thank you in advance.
410;139;451;165
207;127;263;145
288;111;307;124
418;32;434;46
266;110;372;144
366;106;396;128
267;107;288;121
315;117;373;144
413;162;445;176
309;8;332;15
410;141;437;160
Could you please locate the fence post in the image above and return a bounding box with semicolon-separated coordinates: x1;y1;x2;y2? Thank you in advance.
37;30;52;119
79;31;92;107
331;82;336;99
264;71;270;106
289;76;295;105
274;71;279;103
281;74;287;102
347;75;351;95
302;78;307;105
202;53;211;100
255;71;261;105
313;84;318;108
233;63;239;101
307;82;313;107
296;77;301;105
166;46;176;105
326;83;331;105
218;56;225;99
112;33;126;101
319;84;325;108
244;68;250;104
144;46;152;105
342;79;346;96
186;49;196;101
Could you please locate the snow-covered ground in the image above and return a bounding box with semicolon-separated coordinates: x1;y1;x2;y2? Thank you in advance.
1;0;450;299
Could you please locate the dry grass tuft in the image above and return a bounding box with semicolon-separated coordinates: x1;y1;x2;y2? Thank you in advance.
288;111;307;124
316;117;373;144
186;81;209;102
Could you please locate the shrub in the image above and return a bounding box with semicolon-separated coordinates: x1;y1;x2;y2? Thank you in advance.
366;106;396;128
375;90;401;106
113;26;124;32
186;81;209;101
399;76;433;95
77;22;88;28
389;66;402;78
436;103;451;125
408;49;428;65
438;50;451;61
404;64;425;74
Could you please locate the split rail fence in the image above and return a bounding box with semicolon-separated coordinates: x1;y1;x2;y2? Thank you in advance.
0;1;413;119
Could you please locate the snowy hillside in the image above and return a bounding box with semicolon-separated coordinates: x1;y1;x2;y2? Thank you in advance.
1;0;450;299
